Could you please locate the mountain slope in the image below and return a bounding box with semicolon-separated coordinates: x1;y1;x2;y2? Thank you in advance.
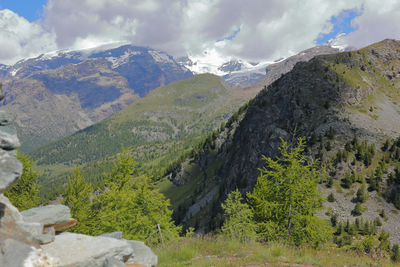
29;74;259;196
165;39;400;242
1;44;192;151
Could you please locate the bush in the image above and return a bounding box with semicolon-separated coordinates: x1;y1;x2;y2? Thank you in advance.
352;203;363;216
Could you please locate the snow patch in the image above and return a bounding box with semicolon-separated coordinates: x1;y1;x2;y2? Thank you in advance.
106;50;141;69
149;50;174;64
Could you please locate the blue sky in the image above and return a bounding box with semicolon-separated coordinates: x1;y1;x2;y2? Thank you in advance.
316;9;361;45
0;0;398;65
0;0;46;21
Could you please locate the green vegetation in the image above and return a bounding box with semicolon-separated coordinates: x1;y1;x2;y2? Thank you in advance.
247;138;331;246
221;189;256;242
29;74;258;199
153;236;396;267
64;149;180;245
5;152;40;210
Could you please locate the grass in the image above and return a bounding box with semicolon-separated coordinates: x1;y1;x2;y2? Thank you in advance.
153;236;396;267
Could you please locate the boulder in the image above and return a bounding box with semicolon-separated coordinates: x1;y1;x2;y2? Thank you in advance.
0;195;39;267
17;221;44;236
41;232;135;267
0;110;11;126
125;240;158;267
0;238;35;267
21;204;71;226
44;218;77;232
103;257;126;267
0;126;20;150
34;233;55;245
0;150;22;194
100;231;123;239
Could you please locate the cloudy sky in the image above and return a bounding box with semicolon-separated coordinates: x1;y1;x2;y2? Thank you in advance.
0;0;399;65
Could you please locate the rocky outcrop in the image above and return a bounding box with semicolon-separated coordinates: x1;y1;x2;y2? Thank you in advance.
0;90;158;266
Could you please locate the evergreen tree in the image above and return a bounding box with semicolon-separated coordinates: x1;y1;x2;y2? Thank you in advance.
221;189;256;242
247;138;332;246
356;182;368;203
90;150;181;244
352;202;363;216
5;152;40;210
63;167;93;233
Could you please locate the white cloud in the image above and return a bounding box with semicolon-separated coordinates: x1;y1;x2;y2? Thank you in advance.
0;9;57;64
1;0;400;65
341;0;400;48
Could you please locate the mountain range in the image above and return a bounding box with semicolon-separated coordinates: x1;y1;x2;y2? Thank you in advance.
0;44;192;151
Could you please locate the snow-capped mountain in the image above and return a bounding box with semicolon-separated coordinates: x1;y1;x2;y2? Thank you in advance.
0;44;193;151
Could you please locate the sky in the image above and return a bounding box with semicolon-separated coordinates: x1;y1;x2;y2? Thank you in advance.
0;0;399;65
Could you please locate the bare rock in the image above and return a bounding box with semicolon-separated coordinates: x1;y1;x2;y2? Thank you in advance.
21;204;71;226
41;232;135;267
0;150;22;194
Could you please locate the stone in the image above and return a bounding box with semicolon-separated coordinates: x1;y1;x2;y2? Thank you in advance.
44;226;56;236
44;218;77;232
125;240;158;267
0;126;20;150
0;238;35;267
103;257;126;267
21;204;71;226
0;196;40;266
100;231;123;239
17;221;44;236
0;110;11;126
41;232;135;267
0;150;22;194
34;233;55;244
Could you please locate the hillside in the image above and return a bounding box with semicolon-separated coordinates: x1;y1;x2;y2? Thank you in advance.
165;39;400;243
1;44;192;151
29;74;259;197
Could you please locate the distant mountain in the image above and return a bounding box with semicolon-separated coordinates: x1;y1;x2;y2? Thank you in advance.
29;73;260;198
178;45;340;88
1;44;192;151
166;39;400;243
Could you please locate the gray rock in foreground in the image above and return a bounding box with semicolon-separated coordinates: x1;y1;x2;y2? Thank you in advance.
126;240;158;267
21;204;71;226
100;231;123;240
0;126;20;150
41;232;135;266
0;150;22;194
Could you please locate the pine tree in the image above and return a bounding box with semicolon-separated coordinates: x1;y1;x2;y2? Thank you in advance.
221;189;256;242
247;138;332;246
90;149;181;244
352;202;363;216
63;167;93;233
5;152;40;210
356;182;368;203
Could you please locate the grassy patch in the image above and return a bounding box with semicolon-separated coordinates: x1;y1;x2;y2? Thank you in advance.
152;236;396;267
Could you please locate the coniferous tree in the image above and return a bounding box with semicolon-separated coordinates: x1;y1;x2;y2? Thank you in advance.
356;182;368;203
221;189;256;242
90;149;181;244
247;138;332;246
63;167;93;233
